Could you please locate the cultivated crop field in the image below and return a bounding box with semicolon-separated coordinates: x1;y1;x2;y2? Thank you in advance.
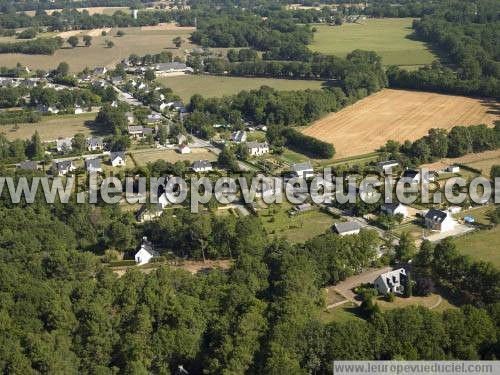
302;89;498;159
157;75;326;101
309;18;438;66
0;26;194;72
0;113;99;141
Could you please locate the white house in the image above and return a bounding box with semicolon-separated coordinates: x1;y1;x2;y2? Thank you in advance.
86;137;104;152
110;151;126;167
52;160;76;176
134;237;159;265
291;161;314;179
37;104;59;114
128;125;144;138
179;144;191;154
74;105;84;114
192;160;213;172
424;208;456;232
381;202;409;218
85;158;102;173
231;131;247;143
447;165;460;173
247;142;269;156
333;222;361;236
56;138;73;152
374;268;407;295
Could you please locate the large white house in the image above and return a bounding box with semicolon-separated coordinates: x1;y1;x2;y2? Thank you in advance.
56;138;73;152
246;142;269;156
86;137;104;152
374;268;407;295
134;237;159;265
424;208;456;232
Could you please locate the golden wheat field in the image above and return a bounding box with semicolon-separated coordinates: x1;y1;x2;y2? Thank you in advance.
302;89;499;159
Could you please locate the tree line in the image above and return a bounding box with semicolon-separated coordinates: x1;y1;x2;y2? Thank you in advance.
0;37;63;55
380;123;500;167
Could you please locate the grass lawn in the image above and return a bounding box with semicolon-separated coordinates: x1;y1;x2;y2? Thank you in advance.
0;27;194;72
0;113;101;141
453;205;493;225
157;75;326;101
375;294;455;312
260;201;337;243
309;18;438;66
319;301;364;324
131;148;217;166
453;226;500;268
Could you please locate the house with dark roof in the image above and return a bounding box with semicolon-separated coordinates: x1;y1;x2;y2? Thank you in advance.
85;158;102;173
134;237;160;265
291;161;314;179
52;160;76;176
333;222;361;236
401;169;420;183
381;202;409;218
154;62;193;75
374;268;407;295
86;137;104;152
376;160;399;173
424;208;456;232
231;130;247;143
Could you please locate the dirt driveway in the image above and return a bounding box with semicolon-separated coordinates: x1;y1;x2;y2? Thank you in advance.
332;266;392;304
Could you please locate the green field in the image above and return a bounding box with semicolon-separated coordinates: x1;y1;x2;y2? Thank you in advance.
157;75;325;101
453;226;500;268
0;27;194;72
0;113;100;141
310;18;438;66
260;201;337;243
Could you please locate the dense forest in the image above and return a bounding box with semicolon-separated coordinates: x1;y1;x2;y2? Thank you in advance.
0;184;499;373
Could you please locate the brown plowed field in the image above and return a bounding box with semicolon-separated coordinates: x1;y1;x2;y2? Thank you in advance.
302;89;498;159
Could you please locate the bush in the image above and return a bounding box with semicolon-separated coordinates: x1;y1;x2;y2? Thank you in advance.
386;292;395;302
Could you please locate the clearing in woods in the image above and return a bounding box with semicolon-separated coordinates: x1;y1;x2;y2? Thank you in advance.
0;26;194;72
302;89;498;159
309;18;438;66
157;75;326;101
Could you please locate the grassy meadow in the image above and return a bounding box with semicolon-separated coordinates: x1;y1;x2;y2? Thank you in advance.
309;18;438;66
157;75;326;101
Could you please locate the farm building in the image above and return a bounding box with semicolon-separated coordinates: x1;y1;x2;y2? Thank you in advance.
291;161;314;179
192;160;213;172
333;222;361;236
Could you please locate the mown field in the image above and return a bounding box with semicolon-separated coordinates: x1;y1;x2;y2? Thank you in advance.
157;75;326;101
0;113;99;141
0;26;194;72
302;89;498;159
309;18;438;66
453;226;500;268
131;148;217;166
